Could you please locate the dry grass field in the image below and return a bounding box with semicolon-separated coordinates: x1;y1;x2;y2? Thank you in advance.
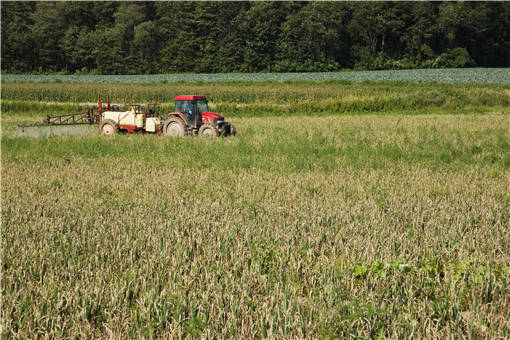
2;80;510;338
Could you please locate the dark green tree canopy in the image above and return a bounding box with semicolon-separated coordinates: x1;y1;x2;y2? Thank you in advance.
2;1;509;74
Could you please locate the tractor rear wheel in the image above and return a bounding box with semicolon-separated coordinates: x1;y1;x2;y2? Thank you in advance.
199;123;219;137
164;117;186;136
99;119;118;136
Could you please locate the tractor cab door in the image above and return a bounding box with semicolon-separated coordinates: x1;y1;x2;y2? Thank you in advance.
175;99;201;131
191;100;200;130
176;100;193;126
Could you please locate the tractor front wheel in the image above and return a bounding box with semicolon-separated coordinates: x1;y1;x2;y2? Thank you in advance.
199;123;219;137
164;117;186;136
99;119;118;136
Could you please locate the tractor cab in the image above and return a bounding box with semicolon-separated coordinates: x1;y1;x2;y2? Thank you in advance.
163;95;236;137
174;95;207;130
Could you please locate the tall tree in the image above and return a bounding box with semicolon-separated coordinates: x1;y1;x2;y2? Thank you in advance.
402;2;440;65
1;2;37;72
234;2;286;72
31;2;68;72
158;2;202;73
277;2;351;71
132;20;160;73
348;2;409;69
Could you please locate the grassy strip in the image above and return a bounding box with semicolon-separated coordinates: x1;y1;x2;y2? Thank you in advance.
4;115;510;171
2;82;509;121
2;80;509;105
1;100;85;116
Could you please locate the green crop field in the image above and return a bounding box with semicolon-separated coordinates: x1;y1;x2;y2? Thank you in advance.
2;80;510;133
3;68;510;84
2;77;510;338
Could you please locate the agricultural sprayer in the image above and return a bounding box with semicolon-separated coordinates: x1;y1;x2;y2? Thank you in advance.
18;95;237;137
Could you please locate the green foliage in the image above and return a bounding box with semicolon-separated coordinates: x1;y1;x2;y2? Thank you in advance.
185;317;205;337
434;48;475;68
2;2;510;74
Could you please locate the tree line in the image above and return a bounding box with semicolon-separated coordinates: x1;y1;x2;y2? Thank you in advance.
2;1;510;74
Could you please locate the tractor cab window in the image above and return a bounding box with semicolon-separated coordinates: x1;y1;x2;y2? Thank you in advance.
176;100;193;123
196;100;209;113
176;100;192;115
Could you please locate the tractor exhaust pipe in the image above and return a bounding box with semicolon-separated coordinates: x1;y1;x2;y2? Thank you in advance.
98;95;103;124
193;101;200;132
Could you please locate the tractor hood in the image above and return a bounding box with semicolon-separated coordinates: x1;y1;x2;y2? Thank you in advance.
201;111;224;124
201;111;223;119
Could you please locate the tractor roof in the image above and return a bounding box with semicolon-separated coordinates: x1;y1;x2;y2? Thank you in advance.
174;95;206;101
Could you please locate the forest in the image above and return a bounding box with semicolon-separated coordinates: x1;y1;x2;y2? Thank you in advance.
2;1;510;74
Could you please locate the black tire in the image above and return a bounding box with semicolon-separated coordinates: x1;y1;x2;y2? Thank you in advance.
230;124;237;136
99;119;118;136
199;123;219;137
164;117;186;136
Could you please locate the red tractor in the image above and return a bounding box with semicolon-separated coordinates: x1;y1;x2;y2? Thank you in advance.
163;95;236;137
18;94;236;137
